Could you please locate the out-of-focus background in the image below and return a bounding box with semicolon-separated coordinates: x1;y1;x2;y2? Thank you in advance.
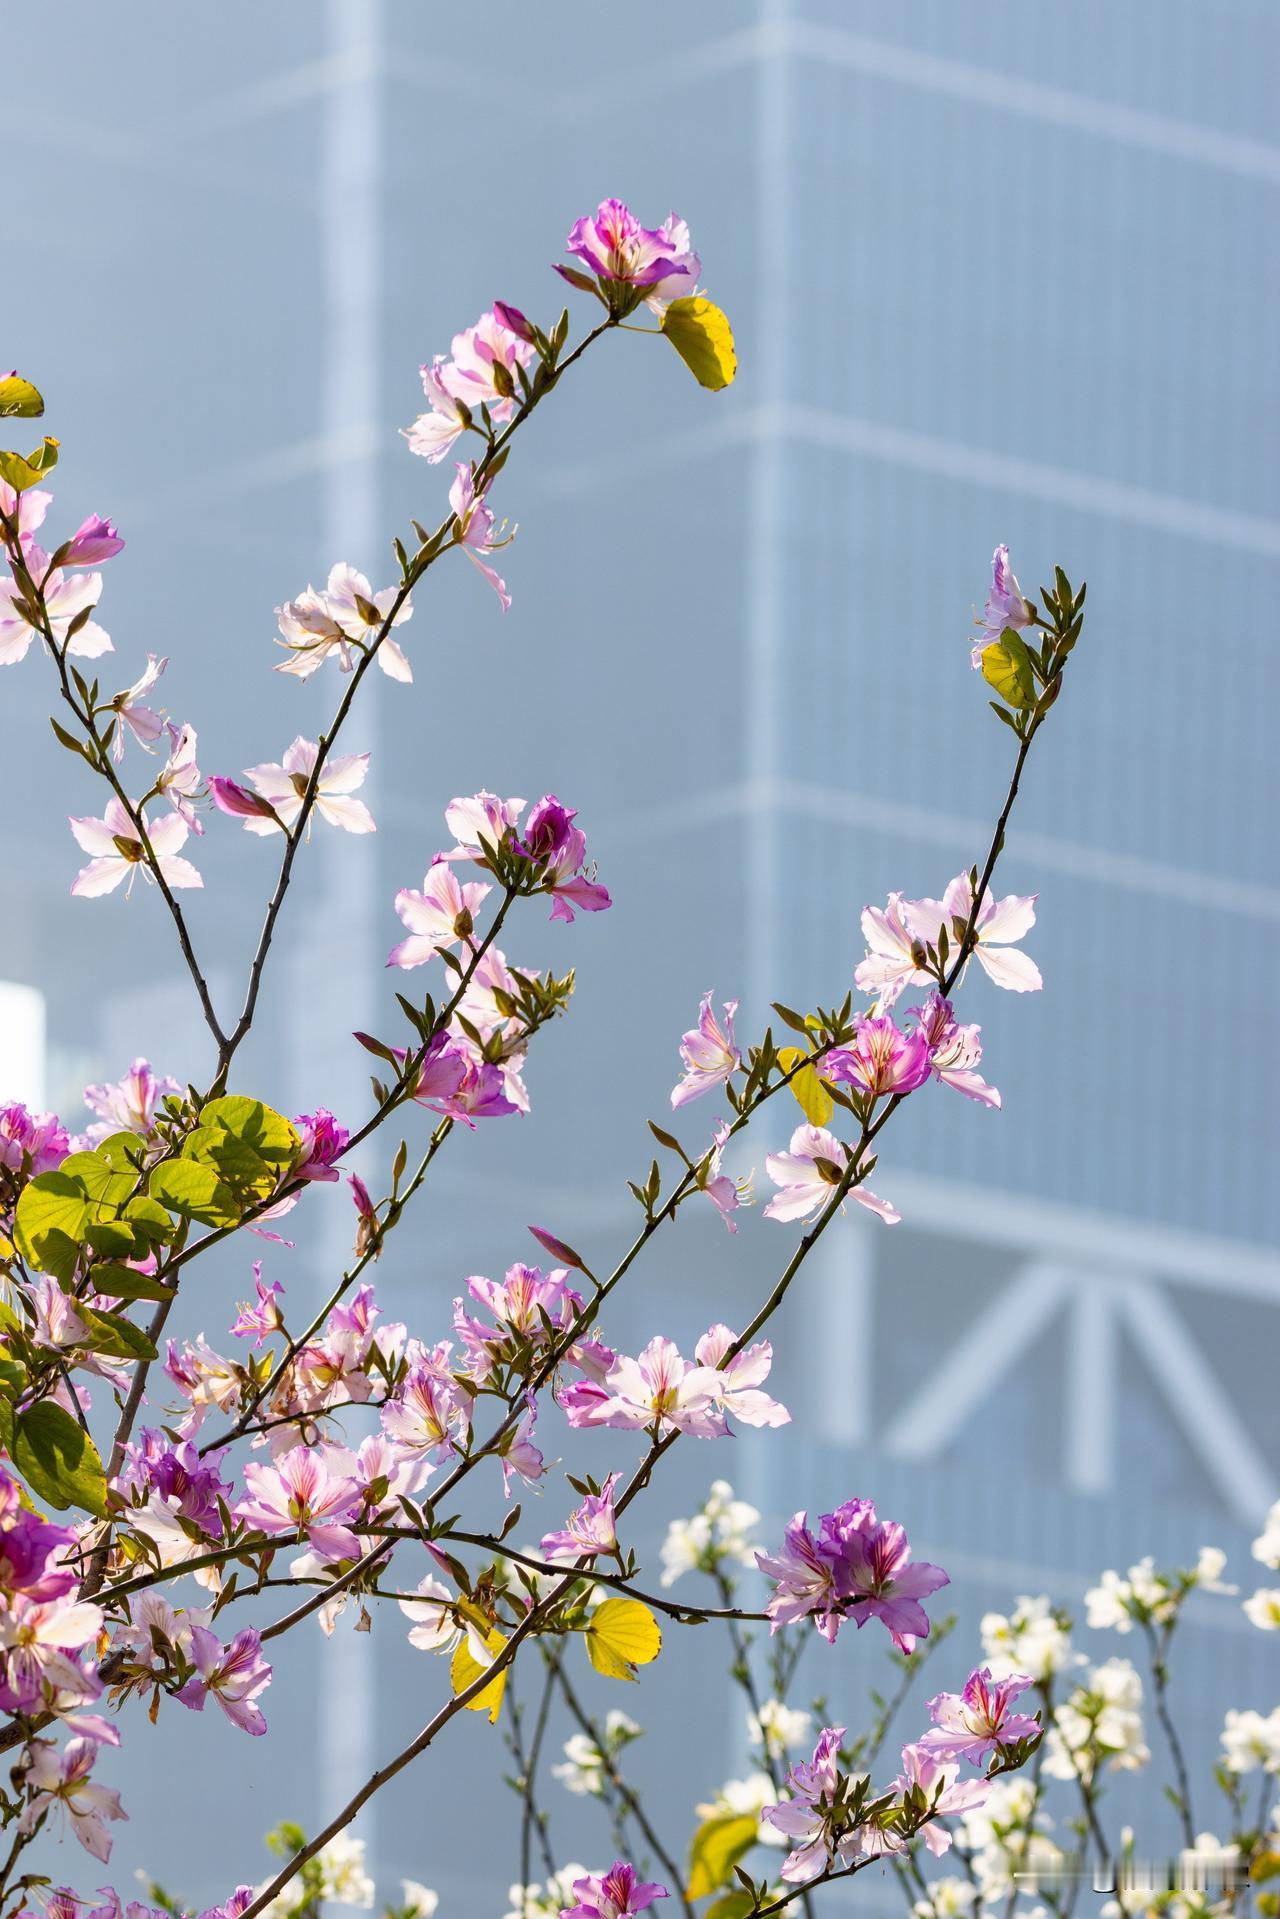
6;0;1278;1909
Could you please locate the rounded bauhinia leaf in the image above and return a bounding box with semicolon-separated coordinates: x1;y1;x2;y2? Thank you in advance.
686;1816;761;1901
13;1401;108;1517
584;1596;662;1681
661;297;737;391
776;1048;834;1128
0;436;59;493
183;1096;299;1204
981;631;1037;711
148;1157;239;1228
13;1171;91;1283
450;1624;508;1723
0;373;45;419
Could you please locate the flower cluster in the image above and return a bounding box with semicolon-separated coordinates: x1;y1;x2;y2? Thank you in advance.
757;1499;949;1653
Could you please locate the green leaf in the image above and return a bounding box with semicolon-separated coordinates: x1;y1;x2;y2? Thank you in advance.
686;1816;760;1900
705;1893;756;1919
0;436;59;493
79;1306;158;1362
0;374;45;419
14;1171;90;1282
981;632;1037;710
83;1219;139;1259
13;1402;107;1517
87;1262;173;1303
661;297;737;391
122;1196;177;1246
181;1097;298;1208
584;1597;662;1681
148;1157;238;1227
0;1355;27;1401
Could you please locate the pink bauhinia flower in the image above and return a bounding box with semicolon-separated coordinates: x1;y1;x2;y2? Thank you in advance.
557;199;699;313
497;1392;544;1497
820;1500;950;1655
763;1125;899;1226
826;1014;932;1099
0;1103;69;1176
567;1336;727;1440
0;551;112;666
105;654;167;761
442;790;525;860
59;513;125;567
398;1574;461;1653
387;859;491;969
276;561;415;680
83;1058;178;1140
761;1726;857;1884
694;1325;790;1428
18;1736;126;1862
670;994;739;1109
230;1263;284;1345
235;735;375;836
0;476;52;545
515;795;611;922
402;357;471;465
380;1357;471;1464
0;1594;104;1711
890;1743;991;1856
921;1667;1040;1765
449;464;513;611
561;1862;669;1919
175;1625;272;1735
155;722;204;832
934;873;1042;992
454;1262;583;1384
758;1501;949;1654
974;542;1033;664
909;992;1001;1107
69;798;202;898
853;892;938;1007
437;308;534;419
698;1118;751;1233
291;1108;350;1182
540;1473;621;1565
235;1444;362;1561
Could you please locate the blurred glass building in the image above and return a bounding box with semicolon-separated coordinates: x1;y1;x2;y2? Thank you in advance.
6;0;1277;1910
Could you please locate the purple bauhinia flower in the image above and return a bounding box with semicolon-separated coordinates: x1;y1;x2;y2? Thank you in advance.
973;542;1032;664
235;1444;362;1562
920;1666;1040;1764
175;1625;272;1736
908;992;1001;1107
560;1861;669;1919
826;1013;932;1099
540;1472;621;1564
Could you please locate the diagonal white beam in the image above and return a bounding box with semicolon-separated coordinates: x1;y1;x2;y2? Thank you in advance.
1116;1279;1276;1524
882;1262;1072;1459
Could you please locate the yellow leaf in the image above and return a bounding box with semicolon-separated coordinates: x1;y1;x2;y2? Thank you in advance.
450;1622;507;1723
661;298;737;391
0;436;59;494
686;1814;760;1900
980;633;1036;710
585;1597;662;1681
776;1048;833;1127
